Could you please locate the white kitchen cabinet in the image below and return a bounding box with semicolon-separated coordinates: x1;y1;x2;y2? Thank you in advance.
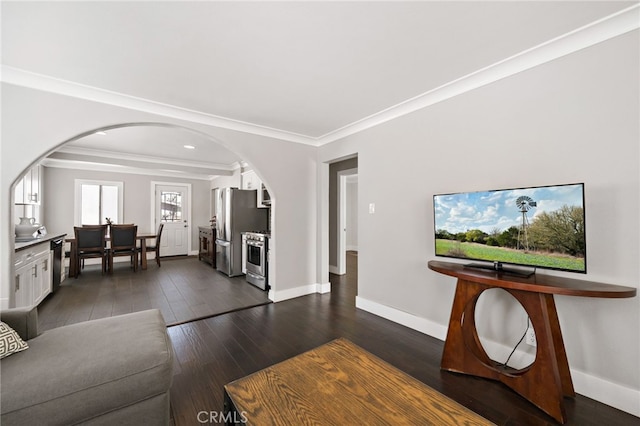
14;263;33;308
14;164;41;205
14;243;51;308
241;170;270;208
241;170;259;190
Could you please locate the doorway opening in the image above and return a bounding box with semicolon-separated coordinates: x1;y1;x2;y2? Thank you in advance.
328;156;358;304
337;168;358;275
7;122;277;313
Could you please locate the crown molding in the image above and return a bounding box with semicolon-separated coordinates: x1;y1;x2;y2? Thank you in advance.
56;145;237;171
41;157;216;181
315;4;640;145
1;65;318;146
2;4;637;148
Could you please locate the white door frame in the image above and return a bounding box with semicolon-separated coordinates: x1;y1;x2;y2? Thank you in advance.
150;181;192;256
337;168;358;275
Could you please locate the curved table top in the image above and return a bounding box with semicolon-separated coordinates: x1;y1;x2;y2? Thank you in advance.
428;260;637;298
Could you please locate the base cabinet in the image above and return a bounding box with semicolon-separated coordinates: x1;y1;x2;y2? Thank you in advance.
198;227;216;268
14;244;51;308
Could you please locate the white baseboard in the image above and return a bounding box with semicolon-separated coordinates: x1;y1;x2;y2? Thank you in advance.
571;369;640;417
346;245;358;251
317;282;331;294
355;296;448;340
354;295;640;417
329;264;339;275
270;282;331;303
270;283;317;302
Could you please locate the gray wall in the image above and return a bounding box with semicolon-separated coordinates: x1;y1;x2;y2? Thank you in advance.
1;17;637;415
346;179;358;250
319;31;639;406
42;166;211;252
2;86;318;307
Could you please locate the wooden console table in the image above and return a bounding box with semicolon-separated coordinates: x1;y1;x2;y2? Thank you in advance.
224;338;493;425
428;260;636;424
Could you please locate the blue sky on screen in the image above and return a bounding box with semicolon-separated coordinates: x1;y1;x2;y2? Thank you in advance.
434;184;584;234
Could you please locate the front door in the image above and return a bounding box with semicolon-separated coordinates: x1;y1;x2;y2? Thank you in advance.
155;184;189;257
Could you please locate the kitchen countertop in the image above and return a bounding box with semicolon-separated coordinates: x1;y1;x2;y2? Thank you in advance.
15;233;67;251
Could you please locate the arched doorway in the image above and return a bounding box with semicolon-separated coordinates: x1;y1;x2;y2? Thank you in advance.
7;122;276;311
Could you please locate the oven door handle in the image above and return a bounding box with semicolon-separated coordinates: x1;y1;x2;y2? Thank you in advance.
247;241;264;248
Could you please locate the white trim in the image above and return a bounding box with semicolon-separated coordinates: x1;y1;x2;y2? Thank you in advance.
269;282;330;302
337;168;358;276
43;158;215;181
355;296;449;340
2;5;637;146
269;283;318;302
57;146;237;172
355;295;640;417
572;369;640;417
328;264;339;275
0;66;315;146
317;282;331;294
315;4;640;144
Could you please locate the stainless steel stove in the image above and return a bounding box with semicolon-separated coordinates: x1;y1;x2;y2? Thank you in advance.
244;232;269;290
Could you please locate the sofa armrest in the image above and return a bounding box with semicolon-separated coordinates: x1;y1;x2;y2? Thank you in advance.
1;306;39;341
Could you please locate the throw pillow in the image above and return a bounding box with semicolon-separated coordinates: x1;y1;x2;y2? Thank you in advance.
0;321;29;359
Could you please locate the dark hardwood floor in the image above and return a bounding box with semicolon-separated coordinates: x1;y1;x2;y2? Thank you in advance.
167;252;638;425
38;257;271;330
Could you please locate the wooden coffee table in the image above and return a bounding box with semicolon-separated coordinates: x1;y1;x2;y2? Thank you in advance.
224;338;493;425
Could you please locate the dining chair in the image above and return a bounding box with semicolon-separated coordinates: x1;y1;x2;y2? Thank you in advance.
143;223;164;267
73;225;108;278
109;224;138;273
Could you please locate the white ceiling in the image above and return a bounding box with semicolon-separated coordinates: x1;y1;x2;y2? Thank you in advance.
2;1;636;179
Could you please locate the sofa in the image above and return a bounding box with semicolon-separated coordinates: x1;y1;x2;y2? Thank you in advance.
1;307;174;425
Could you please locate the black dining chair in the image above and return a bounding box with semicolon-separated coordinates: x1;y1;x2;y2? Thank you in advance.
109;224;138;273
143;223;164;267
74;225;108;278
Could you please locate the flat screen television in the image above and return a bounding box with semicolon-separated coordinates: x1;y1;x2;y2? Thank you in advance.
433;183;586;276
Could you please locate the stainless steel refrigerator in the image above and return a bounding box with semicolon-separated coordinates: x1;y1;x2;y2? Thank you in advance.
214;188;268;277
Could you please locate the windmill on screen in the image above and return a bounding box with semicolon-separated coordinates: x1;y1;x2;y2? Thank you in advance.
516;196;536;251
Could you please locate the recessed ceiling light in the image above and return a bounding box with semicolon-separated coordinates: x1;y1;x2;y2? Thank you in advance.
183;145;195;149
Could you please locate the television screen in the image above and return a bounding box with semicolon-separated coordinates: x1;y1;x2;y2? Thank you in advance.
433;183;586;274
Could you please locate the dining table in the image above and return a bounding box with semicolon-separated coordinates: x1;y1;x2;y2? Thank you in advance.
67;233;158;277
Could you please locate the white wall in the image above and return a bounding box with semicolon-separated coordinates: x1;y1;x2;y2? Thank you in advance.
1;85;318;308
211;170;241;190
346;179;358;251
319;31;639;414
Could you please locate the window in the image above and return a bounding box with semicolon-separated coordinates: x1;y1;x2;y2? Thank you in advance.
160;191;182;222
74;180;123;225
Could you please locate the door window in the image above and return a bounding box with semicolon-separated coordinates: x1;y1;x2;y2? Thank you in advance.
160;191;182;222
